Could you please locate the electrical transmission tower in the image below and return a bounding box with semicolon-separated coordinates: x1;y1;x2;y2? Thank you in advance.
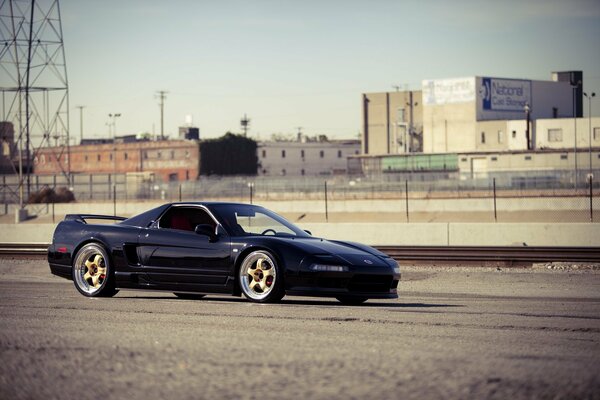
0;0;71;201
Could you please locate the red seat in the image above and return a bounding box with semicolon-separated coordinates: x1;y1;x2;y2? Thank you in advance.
170;213;192;231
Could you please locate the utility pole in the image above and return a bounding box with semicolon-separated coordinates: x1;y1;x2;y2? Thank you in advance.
76;105;85;144
156;90;168;140
240;114;250;137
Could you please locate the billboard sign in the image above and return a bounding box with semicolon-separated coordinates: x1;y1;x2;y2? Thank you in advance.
480;78;531;112
422;77;475;105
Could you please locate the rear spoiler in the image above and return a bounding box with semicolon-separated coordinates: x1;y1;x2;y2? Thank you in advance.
64;214;127;223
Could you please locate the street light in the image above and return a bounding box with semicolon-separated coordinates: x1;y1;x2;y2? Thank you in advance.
108;113;122;185
583;92;596;180
572;81;581;188
524;103;531;150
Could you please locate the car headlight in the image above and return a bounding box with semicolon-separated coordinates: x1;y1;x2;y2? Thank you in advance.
309;264;349;272
393;266;401;274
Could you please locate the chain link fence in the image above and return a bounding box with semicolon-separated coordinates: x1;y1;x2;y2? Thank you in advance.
1;170;598;222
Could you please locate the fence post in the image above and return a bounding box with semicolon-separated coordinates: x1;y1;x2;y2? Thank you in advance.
52;202;55;223
113;184;116;216
108;174;112;200
493;178;497;222
324;181;328;222
89;174;93;200
405;180;409;223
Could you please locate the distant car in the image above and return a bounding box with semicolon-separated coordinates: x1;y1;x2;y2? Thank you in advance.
48;202;400;304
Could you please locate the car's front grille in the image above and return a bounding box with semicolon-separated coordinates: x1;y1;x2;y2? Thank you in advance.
348;274;393;293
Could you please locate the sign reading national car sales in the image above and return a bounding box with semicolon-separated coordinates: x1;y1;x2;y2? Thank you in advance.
480;77;531;112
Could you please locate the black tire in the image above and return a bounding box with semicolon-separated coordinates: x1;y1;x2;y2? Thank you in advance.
72;243;118;297
336;296;368;305
173;292;206;300
238;250;285;303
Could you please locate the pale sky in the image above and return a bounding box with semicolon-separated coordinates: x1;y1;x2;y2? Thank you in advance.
62;0;600;141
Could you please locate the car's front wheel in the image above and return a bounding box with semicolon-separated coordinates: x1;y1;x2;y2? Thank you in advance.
238;250;284;303
72;243;118;297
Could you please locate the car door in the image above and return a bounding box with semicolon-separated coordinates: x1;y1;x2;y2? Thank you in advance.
136;206;231;288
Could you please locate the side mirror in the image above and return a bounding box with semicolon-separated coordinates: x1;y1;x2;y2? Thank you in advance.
195;224;217;241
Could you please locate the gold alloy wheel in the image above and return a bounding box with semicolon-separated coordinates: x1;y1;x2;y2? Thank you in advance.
73;243;111;296
83;254;107;288
239;251;278;301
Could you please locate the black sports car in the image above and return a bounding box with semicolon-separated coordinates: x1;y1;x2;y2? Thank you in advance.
48;202;400;304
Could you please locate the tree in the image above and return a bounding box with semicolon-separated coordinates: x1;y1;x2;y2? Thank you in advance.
200;133;257;175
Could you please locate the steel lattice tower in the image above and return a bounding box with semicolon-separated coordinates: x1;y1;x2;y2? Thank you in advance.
0;0;70;200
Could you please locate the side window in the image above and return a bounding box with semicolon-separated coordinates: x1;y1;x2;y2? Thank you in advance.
159;207;216;232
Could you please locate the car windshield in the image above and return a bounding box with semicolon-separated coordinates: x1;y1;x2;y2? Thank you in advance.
208;204;310;238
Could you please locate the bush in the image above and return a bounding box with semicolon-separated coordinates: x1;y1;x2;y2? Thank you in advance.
28;186;75;203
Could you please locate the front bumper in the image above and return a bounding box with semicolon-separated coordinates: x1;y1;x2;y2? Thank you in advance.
286;268;400;299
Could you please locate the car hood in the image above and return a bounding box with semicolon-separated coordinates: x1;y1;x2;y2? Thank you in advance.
274;236;390;267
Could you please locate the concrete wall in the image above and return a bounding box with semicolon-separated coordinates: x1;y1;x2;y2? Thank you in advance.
3;196;596;218
2;222;598;247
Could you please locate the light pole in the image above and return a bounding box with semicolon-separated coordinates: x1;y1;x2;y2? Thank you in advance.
76;105;86;144
572;82;581;187
583;92;596;180
108;113;121;177
524;103;531;150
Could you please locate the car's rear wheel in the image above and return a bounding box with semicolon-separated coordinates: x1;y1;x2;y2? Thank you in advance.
72;243;118;297
336;296;368;305
238;250;284;303
173;292;206;300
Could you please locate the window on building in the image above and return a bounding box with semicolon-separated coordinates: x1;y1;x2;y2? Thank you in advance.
337;150;342;158
512;130;517;138
124;152;128;160
498;131;504;144
320;150;324;158
548;128;563;142
461;157;467;162
525;156;532;161
491;157;498;161
481;132;486;144
281;150;286;158
109;153;113;161
281;169;286;176
594;127;600;141
144;151;148;159
186;170;190;180
171;150;175;159
397;108;406;123
301;150;305;158
301;169;305;176
157;151;162;159
262;150;266;158
84;155;88;162
97;154;101;162
355;150;359;155
560;154;568;160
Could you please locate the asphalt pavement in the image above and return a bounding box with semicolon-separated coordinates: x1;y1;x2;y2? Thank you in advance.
1;259;599;400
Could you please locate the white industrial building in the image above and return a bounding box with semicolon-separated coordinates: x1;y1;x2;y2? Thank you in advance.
257;138;361;176
422;75;576;153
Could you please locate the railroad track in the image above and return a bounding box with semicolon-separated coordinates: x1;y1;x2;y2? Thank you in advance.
1;243;599;263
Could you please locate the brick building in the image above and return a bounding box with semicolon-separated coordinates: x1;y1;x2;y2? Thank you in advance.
34;139;200;182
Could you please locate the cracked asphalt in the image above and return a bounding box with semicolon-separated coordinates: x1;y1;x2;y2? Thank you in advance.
1;259;599;400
